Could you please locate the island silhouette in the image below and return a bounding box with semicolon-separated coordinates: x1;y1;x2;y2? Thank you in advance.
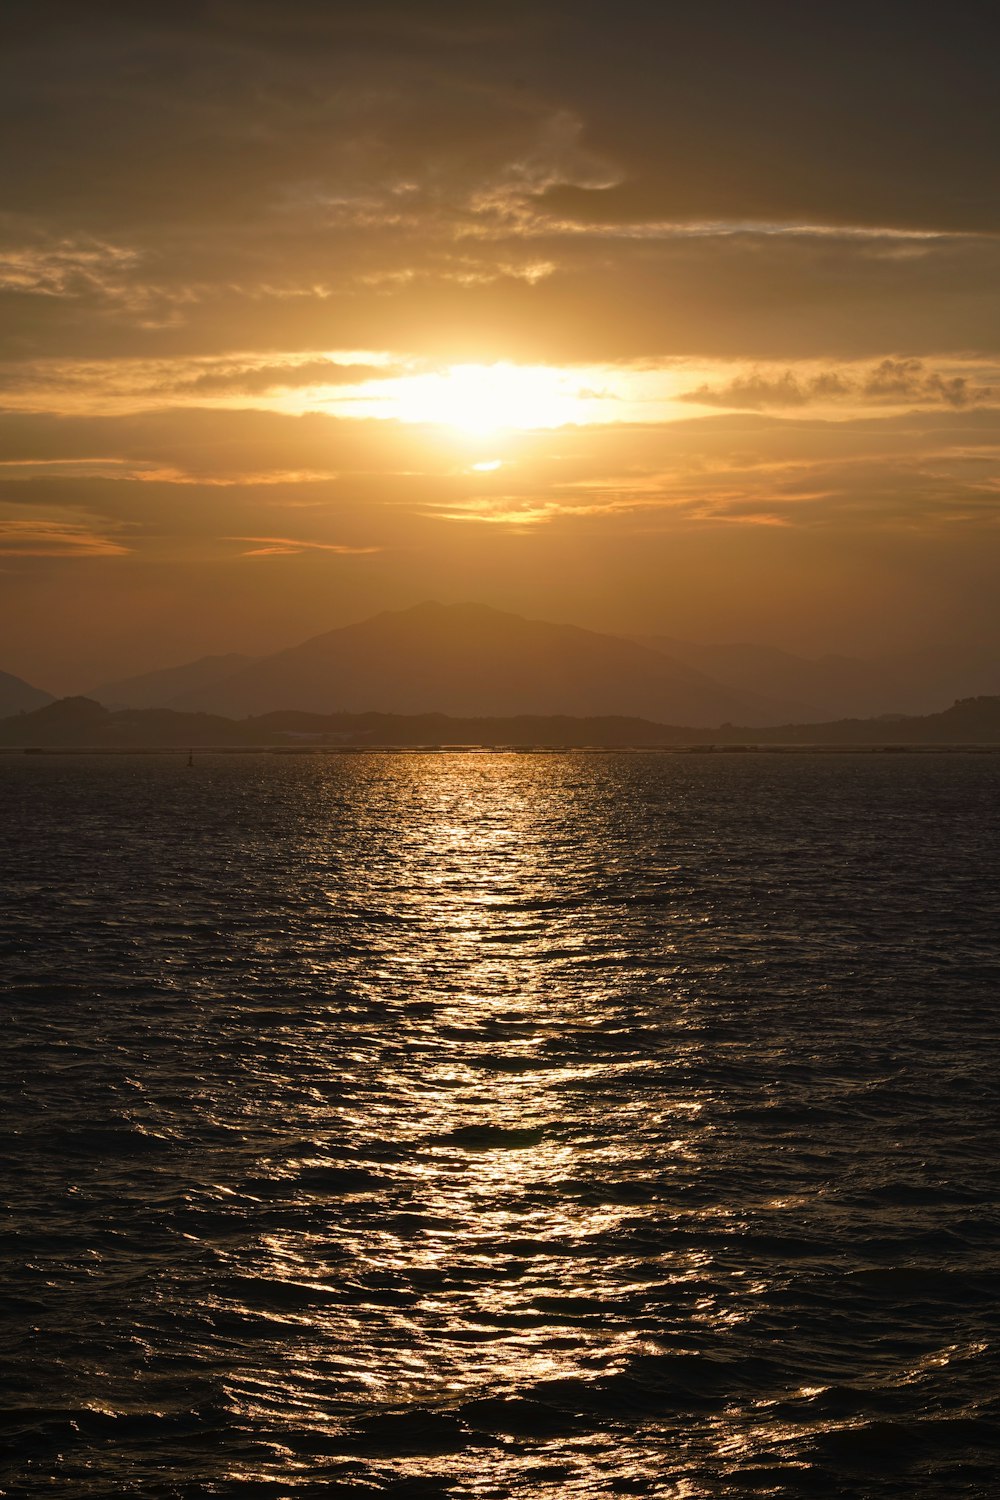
4;692;1000;751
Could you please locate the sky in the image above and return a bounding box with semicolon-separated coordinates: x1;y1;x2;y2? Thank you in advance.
3;0;1000;692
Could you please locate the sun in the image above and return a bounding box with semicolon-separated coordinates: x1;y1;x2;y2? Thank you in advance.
382;362;587;432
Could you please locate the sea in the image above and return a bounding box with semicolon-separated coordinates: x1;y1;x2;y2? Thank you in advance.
2;750;999;1499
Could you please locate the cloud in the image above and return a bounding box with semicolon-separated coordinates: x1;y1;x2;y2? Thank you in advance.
2;5;999;378
0;352;403;416
170;358;397;397
6;3;1000;246
3;226;998;370
228;535;382;557
0;229;140;299
681;359;996;412
0;406;438;480
0;519;129;556
862;358;991;408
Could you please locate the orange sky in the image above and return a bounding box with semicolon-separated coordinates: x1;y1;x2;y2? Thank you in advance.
3;2;1000;692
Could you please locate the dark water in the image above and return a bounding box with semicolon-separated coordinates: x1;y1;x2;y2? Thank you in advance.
2;751;999;1499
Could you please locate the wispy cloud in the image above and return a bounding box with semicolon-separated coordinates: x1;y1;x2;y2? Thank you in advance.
0;231;140;299
0;520;130;557
171;358;396;397
228;535;382;557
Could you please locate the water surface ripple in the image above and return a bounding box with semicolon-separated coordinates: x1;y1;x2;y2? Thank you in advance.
2;752;999;1497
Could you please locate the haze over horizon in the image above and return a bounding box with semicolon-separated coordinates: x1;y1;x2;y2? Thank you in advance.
3;3;1000;691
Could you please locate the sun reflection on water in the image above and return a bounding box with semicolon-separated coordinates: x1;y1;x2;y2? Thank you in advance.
209;753;718;1463
8;750;997;1495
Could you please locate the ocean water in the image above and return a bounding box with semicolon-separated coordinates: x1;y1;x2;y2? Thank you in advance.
2;750;999;1499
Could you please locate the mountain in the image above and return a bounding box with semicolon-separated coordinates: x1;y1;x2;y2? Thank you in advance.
0;697;255;749
717;695;1000;746
639;637;1000;720
168;602;801;726
0;669;53;717
88;653;256;709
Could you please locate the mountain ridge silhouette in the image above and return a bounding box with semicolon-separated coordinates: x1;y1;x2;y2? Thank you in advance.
9;604;998;727
0;670;54;717
5;693;1000;749
105;601;806;727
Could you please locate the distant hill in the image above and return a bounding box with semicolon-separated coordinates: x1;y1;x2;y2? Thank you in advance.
725;695;1000;746
640;636;1000;721
4;694;1000;749
0;670;53;717
88;653;256;709
168;602;797;726
0;696;256;749
59;608;998;726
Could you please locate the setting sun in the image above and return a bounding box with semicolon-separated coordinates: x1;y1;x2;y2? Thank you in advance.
374;362;589;431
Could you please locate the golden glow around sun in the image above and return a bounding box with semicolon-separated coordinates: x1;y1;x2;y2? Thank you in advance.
268;355;738;430
367;363;590;432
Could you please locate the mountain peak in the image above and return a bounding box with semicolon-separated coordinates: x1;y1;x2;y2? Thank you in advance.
169;602;789;725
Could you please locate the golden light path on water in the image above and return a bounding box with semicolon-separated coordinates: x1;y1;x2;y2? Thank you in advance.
5;750;997;1498
202;755;743;1493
